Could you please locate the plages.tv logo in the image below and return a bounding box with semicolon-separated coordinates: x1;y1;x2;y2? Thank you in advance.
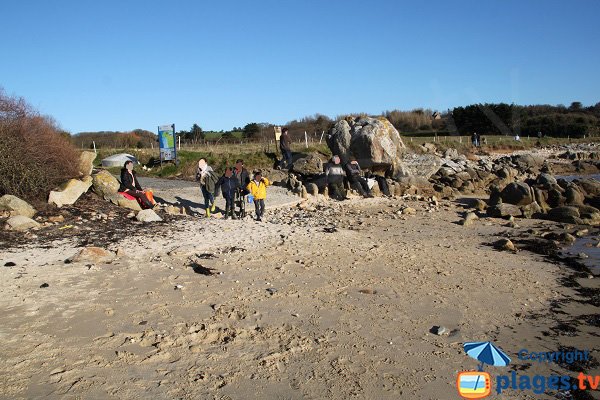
457;341;511;399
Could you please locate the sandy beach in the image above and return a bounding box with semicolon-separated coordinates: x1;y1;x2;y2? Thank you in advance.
1;187;598;399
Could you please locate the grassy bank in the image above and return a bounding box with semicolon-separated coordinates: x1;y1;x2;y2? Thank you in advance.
92;135;598;180
94;142;331;180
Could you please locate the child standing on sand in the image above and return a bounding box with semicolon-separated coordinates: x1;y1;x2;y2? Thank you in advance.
246;170;270;221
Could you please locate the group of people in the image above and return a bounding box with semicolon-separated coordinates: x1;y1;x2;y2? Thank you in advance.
196;158;270;221
323;155;391;201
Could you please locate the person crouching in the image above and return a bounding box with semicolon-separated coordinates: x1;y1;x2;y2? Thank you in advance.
246;170;270;221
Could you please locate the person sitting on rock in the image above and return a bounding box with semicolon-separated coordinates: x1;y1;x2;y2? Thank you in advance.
119;160;155;209
196;158;219;217
246;170;270;221
216;167;240;220
325;155;346;200
344;158;373;197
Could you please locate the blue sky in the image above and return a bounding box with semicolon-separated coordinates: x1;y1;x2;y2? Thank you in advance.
2;0;599;133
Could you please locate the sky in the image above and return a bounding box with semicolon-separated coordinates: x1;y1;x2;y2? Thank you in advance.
2;0;599;134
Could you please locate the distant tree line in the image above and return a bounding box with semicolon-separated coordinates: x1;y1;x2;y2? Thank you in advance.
72;129;157;149
451;102;600;137
69;101;600;149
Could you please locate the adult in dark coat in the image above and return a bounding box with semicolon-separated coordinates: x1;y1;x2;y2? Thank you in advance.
279;127;293;169
119;160;154;208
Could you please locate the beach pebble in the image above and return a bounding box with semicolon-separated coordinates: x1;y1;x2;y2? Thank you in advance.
266;288;278;295
4;261;16;267
174;284;184;290
461;212;478;227
577;252;589;259
495;238;516;252
574;229;589;237
40;283;49;288
433;326;449;336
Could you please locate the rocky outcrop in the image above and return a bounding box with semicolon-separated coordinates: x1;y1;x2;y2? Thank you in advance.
291;153;325;176
0;195;36;218
500;182;534;206
327;117;406;179
92;170;120;199
48;176;93;207
78;151;97;177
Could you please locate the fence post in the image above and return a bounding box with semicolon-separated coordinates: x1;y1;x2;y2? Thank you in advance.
305;131;308;148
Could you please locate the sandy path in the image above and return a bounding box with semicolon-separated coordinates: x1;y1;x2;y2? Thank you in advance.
0;196;598;399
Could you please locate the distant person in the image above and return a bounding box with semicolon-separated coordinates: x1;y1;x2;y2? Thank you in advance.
246;170;270;221
325;155;346;200
233;159;250;217
119;160;155;209
471;132;477;147
514;134;521;141
216;167;239;219
344;158;373;197
196;158;219;217
481;136;487;145
279;127;293;169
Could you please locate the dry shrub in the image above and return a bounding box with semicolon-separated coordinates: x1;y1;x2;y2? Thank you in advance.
0;89;79;200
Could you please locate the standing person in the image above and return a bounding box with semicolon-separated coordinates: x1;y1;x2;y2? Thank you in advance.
119;160;155;209
233;159;250;218
279;127;293;169
246;170;270;221
471;132;479;147
325;155;346;200
344;158;373;197
216;167;239;220
196;158;219;217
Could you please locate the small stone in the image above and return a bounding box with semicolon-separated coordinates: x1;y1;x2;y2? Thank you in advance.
266;288;277;295
175;284;184;290
495;238;516;252
588;275;594;279
40;283;49;288
577;253;589;259
434;326;449;336
4;262;16;267
189;345;202;353
461;212;478;227
575;229;589;237
48;215;65;223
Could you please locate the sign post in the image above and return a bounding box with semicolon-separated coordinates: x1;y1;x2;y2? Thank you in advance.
158;124;177;167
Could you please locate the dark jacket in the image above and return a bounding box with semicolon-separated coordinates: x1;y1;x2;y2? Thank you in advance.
345;162;362;177
280;132;291;151
119;169;143;192
216;175;239;198
233;167;250;189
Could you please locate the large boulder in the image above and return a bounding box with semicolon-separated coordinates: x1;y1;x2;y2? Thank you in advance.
5;215;40;231
327;117;406;178
48;176;93;207
500;182;534;206
0;195;36;218
92;170;120;199
546;206;581;224
487;203;523;218
575;178;600;197
291;153;324;176
78;151;97;177
105;193;142;211
512;154;543;171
